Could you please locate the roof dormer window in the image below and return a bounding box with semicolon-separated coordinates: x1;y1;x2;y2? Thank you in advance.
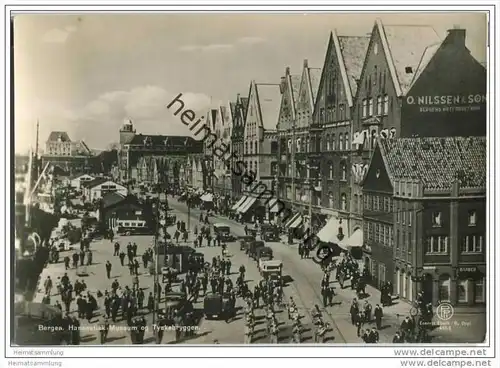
405;66;413;74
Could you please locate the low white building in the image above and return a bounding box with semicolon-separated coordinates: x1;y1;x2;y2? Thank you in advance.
83;178;127;203
70;174;95;190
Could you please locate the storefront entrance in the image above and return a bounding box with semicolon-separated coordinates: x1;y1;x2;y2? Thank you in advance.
422;273;434;305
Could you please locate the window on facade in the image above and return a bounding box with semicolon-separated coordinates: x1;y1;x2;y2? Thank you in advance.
377;96;383;115
245;142;248;154
296;138;301;153
468;210;477;226
341;163;347;181
329;162;334;179
457;279;468;303
396;229;400;248
426;236;449;254
396;202;400;223
353;194;358;213
341;193;347;211
402;207;406;225
439;274;451;302
254;141;258;154
475;278;485;303
328;192;334;208
339;133;344;151
339;104;345;120
344;133;349;150
326;135;330;151
362;99;368;118
368;98;374;116
408;209;412;226
432;212;442;227
371;130;377;149
383;95;389;115
462;235;483;253
332;134;336;150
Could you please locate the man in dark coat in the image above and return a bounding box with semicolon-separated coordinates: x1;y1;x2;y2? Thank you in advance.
105;261;112;279
350;299;359;325
119;251;126;266
374;304;383;330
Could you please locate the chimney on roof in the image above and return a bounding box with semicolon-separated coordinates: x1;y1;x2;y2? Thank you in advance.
285;66;290;76
303;59;308;68
447;26;466;46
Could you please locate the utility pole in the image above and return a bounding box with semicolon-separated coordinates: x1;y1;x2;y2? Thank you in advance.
152;197;160;326
34;119;40;178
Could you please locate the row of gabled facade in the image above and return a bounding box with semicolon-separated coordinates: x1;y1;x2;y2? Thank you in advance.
191;19;486;307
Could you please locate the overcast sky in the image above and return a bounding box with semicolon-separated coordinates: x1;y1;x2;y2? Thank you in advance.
13;12;487;153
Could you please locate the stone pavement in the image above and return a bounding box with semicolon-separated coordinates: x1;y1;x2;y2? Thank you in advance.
169;197;486;344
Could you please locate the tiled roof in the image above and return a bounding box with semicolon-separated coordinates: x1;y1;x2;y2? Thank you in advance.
128;134;198;147
290;75;301;110
47;131;71;143
308;68;322;102
379;136;486;191
101;192;126;209
380;24;441;95
337;36;370;98
407;42;442;91
255;83;281;131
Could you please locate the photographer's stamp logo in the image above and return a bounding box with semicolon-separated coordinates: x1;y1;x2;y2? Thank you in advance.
436;302;454;321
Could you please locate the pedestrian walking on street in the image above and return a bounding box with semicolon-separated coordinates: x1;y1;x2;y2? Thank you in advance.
79;249;85;266
105;261;112;279
114;242;120;256
72;252;79;268
119;251;126;266
87;250;93;266
374;304;383;330
64;256;70;270
44;276;53;296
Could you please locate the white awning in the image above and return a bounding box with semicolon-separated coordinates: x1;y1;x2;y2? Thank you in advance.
268;198;281;213
232;196;248;211
238;197;257;214
316;216;349;247
345;229;364;247
284;213;300;228
201;193;213;202
289;215;303;229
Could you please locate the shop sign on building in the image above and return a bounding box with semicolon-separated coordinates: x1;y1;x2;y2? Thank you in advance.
404;94;486;113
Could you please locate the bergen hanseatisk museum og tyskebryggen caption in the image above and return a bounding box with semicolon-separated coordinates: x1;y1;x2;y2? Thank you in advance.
13;12;487;346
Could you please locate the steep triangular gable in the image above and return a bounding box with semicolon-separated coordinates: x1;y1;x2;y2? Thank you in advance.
313;33;334;121
276;72;298;131
244;81;259;132
296;63;314;129
362;143;393;191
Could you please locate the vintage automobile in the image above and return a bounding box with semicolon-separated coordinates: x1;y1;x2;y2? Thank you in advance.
159;245;196;274
256;246;273;263
259;259;283;279
117;219;150;236
159;292;193;320
238;235;256;251
203;292;235;320
260;223;281;242
248;240;266;260
213;223;234;242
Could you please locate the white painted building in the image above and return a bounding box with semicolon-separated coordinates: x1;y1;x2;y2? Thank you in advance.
83;178;128;203
70;174;95;190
